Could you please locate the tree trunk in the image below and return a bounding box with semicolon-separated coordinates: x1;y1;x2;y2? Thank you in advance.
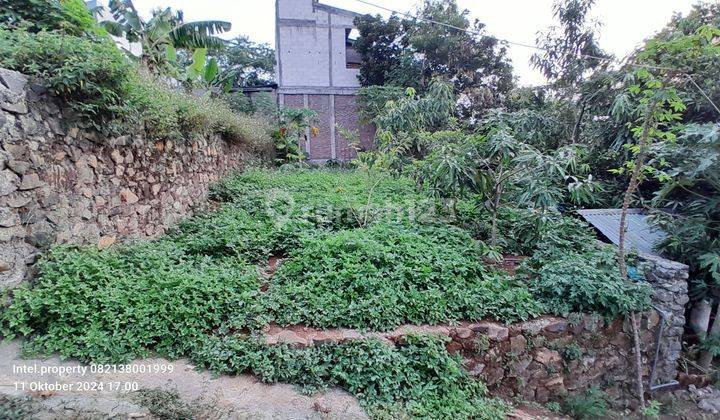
618;101;659;410
618;101;658;279
690;299;713;336
699;301;720;369
630;312;645;406
571;98;587;144
490;176;504;249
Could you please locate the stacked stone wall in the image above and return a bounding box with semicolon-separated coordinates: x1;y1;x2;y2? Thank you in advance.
0;68;251;288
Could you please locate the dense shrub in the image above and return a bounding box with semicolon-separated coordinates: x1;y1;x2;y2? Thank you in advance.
523;245;652;318
0;29;134;132
191;333;507;419
562;387;610;419
0;0;102;36
265;222;543;329
0;242;262;363
454;203;598;256
0;29;273;146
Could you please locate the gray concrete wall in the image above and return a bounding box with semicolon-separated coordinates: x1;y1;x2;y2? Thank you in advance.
275;0;374;161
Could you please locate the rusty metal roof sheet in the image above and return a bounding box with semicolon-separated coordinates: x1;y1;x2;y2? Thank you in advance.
576;208;667;256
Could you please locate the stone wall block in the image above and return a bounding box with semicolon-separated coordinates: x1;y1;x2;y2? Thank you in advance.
0;67;250;292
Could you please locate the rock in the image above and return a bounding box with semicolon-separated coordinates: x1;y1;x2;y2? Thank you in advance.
0;169;20;196
544;320;568;333
454;327;473;339
0;69;29;114
341;329;362;341
0;260;9;272
0;241;36;290
120;189;140;204
471;322;510;341
274;330;309;347
76;162;95;184
0;208;19;227
534;348;561;365
5;193;30;208
510;335;527;353
6;160;30;175
97;236;116;251
26;222;56;248
0;68;29;93
18;172;43;190
111;149;124;165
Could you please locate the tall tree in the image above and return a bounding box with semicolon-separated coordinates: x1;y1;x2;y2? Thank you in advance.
531;0;610;143
353;14;421;88
209;35;276;87
101;0;230;75
353;0;513;112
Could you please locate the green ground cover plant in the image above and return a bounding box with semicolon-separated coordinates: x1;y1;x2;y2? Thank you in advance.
266;221;543;329
0;242;262;363
0;169;654;418
191;333;507;419
210;168;435;229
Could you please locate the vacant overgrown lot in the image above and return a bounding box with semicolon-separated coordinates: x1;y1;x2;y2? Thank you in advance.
0;168;651;418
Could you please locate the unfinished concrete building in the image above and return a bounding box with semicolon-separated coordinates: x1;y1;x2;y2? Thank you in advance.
275;0;375;161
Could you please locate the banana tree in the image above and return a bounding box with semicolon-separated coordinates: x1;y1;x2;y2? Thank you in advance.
101;0;230;75
178;47;236;93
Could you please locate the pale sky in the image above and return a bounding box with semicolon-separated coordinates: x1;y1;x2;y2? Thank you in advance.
121;0;707;86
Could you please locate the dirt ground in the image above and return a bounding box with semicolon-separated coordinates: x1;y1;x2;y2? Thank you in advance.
0;341;367;419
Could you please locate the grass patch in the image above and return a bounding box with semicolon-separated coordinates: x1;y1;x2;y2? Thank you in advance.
210;168;436;229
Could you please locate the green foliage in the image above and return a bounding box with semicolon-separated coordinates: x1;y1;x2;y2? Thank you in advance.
650;124;720;300
210;168;435;232
0;29;134;133
272;107;316;164
0;242;261;363
523;244;652;318
266;222;543;330
0;29;272;145
562;387;609;419
640;400;661;419
0;0;104;36
209;35;275;87
170;207;276;262
191;333;508;419
104;0;230;75
357;85;405;123
531;0;609;96
353;0;514;112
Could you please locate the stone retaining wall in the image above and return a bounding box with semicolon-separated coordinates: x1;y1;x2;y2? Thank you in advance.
0;68;252;289
261;254;689;407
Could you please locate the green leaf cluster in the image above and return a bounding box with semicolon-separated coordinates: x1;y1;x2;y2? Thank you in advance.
1;242;262;363
522;245;652;318
266;222;543;330
190;333;507;419
0;29;272;146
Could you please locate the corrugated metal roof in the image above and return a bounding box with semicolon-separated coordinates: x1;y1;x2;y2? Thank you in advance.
576;208;667;256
